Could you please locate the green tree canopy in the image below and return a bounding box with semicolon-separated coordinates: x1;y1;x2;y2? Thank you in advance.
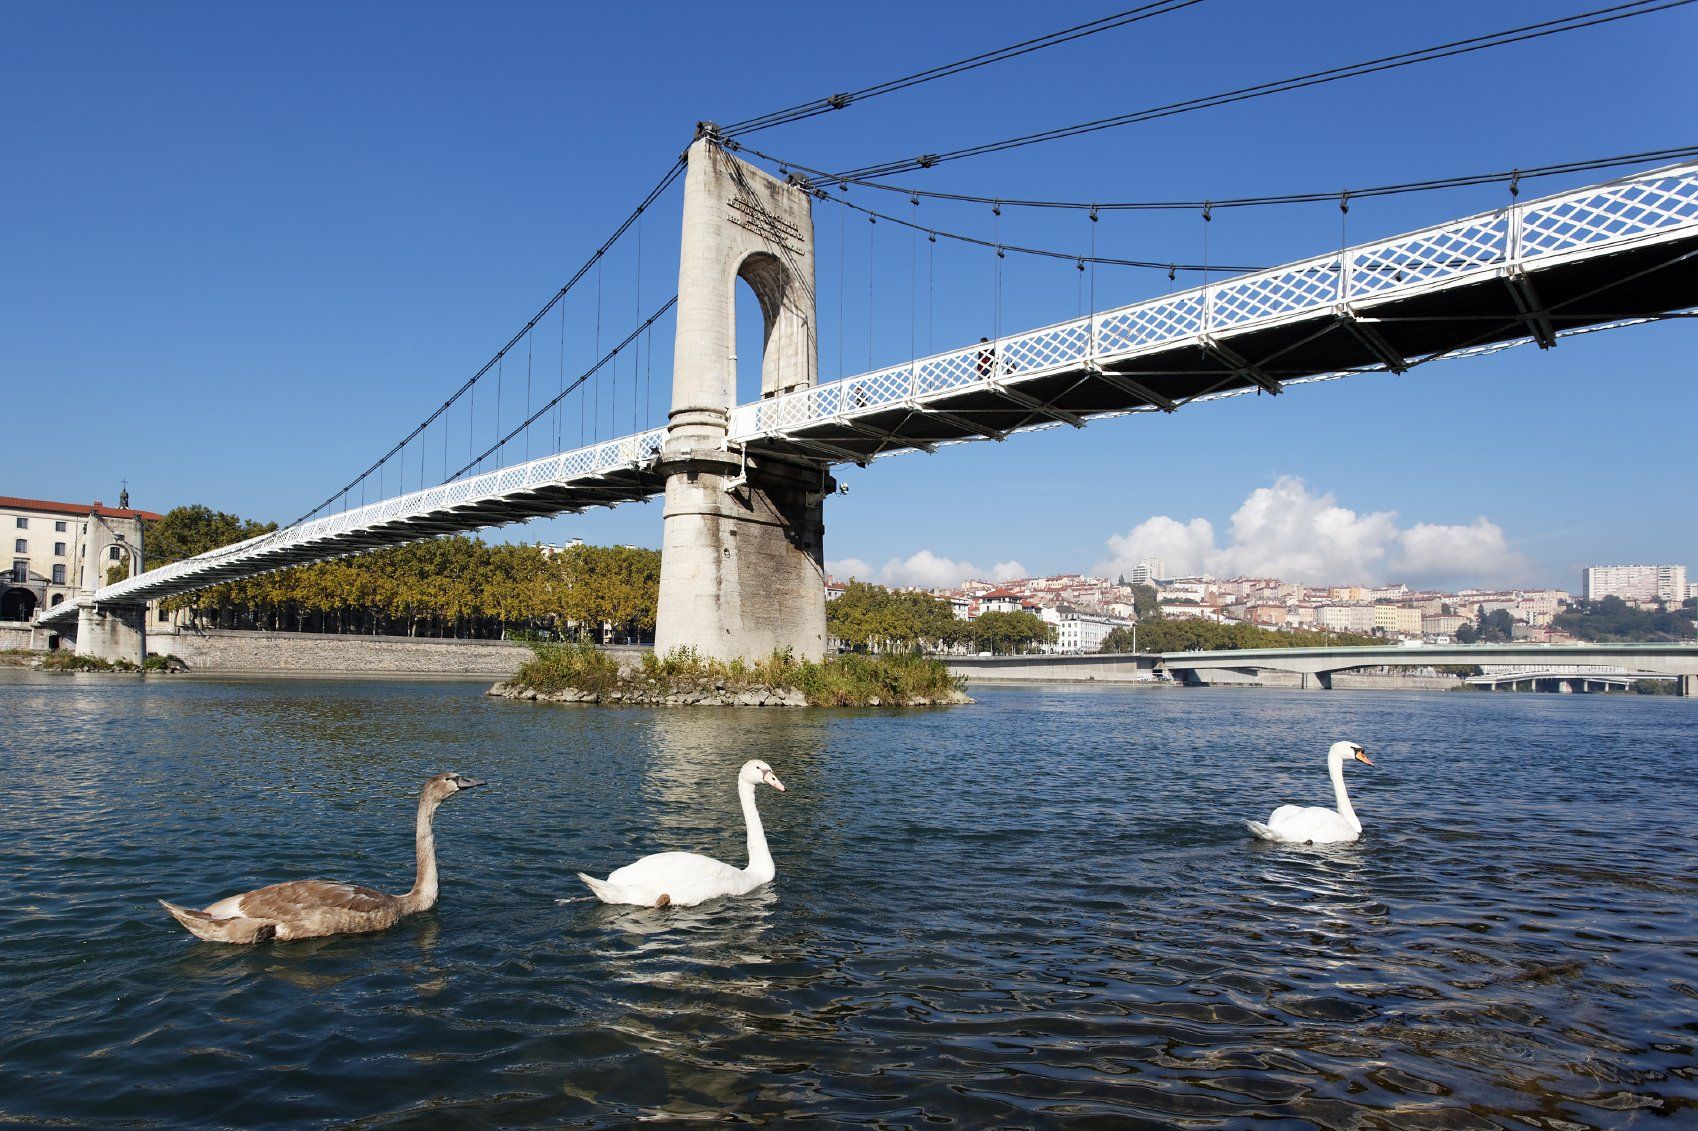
1131;583;1162;621
969;610;1055;655
1102;619;1384;653
827;581;964;652
1553;595;1695;642
147;504;663;641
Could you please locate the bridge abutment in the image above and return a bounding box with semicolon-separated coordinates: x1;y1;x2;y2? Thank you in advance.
653;129;829;662
74;602;147;666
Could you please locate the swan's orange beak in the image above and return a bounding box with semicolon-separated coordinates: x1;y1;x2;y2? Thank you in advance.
1354;751;1373;766
763;770;786;792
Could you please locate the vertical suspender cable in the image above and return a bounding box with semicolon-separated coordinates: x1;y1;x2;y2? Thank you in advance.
556;302;567;452
1089;205;1099;314
633;214;643;433
867;215;876;371
910;195;918;363
592;261;603;443
524;334;533;461
838;202;846;378
927;230;936;355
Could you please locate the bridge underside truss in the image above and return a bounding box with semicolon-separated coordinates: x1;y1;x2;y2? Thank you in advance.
38;160;1698;625
729;160;1698;464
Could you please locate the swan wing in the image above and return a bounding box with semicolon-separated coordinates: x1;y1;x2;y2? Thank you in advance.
595;852;750;907
207;880;394;921
1263;806;1360;844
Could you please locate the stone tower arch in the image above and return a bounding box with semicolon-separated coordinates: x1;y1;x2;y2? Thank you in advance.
653;129;830;662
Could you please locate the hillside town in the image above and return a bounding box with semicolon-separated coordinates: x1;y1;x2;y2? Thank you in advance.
828;559;1696;654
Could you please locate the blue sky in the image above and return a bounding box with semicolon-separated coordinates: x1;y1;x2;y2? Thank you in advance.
4;1;1694;592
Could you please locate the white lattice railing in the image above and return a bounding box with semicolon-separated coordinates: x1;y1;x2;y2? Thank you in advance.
42;428;666;618
729;161;1698;440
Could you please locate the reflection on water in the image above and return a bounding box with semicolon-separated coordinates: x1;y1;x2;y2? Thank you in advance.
1;671;1694;1127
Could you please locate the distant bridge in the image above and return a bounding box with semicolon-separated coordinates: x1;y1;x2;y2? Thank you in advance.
948;644;1698;694
1160;643;1698;691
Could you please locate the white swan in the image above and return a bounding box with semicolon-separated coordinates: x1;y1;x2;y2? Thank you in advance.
1246;741;1373;844
577;759;786;907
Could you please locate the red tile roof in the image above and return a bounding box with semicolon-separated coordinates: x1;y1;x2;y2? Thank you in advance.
0;496;165;522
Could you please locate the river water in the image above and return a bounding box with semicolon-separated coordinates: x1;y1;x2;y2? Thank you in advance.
1;672;1693;1128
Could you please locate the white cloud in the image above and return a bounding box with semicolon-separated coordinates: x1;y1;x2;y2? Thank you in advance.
828;551;1028;588
1095;477;1530;588
1212;477;1398;582
1100;515;1217;578
1392;518;1530;589
826;557;875;581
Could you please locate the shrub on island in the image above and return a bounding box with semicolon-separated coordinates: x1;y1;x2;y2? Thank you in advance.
493;641;970;708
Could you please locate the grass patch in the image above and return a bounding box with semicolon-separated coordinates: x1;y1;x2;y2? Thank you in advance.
511;644;967;707
790;651;965;707
513;640;622;696
38;653;138;672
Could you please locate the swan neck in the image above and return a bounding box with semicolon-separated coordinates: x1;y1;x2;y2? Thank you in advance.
740;778;774;883
403;789;441;913
1330;757;1360;832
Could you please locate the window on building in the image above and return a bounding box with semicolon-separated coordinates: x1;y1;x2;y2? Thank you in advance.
52;564;66;585
108;546;124;561
11;560;26;582
54;542;66;556
13;538;25;553
14;517;26;530
54;521;67;533
158;606;169;622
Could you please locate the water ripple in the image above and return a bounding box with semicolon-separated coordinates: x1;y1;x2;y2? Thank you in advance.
0;672;1694;1127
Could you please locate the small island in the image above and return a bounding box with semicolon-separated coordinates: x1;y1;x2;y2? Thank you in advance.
489;642;971;708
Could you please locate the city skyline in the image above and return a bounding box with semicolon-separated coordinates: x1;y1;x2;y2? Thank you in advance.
5;2;1695;589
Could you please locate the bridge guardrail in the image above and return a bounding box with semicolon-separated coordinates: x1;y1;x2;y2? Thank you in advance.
41;427;667;621
729;161;1698;442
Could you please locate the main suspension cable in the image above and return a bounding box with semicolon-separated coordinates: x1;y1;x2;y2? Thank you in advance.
720;0;1207;137
771;1;1695;181
739;143;1698;214
816;188;1259;273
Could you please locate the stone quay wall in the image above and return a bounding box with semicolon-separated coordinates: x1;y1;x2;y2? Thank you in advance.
0;624;37;651
149;628;531;675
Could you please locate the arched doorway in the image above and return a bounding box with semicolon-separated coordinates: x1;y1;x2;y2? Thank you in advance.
1;588;37;621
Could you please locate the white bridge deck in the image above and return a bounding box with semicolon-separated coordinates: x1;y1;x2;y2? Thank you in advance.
39;161;1698;626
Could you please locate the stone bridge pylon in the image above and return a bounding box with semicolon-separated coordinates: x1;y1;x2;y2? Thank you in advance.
652;126;832;662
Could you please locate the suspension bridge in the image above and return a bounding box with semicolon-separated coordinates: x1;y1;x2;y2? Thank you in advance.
31;4;1698;665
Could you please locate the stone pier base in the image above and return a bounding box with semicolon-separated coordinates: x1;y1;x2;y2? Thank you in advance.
74;602;147;666
654;448;829;663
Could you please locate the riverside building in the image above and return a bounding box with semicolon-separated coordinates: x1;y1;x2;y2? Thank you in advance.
1582;564;1688;606
1;495;163;623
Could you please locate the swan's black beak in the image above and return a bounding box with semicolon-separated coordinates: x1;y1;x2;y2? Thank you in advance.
456;777;487;791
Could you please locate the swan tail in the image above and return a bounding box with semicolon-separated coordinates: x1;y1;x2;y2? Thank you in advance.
159;899;278;944
576;872;625;905
1244;820;1279;842
575;872;669;908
